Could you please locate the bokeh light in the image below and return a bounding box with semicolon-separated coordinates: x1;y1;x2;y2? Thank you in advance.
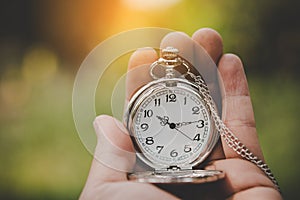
22;45;58;84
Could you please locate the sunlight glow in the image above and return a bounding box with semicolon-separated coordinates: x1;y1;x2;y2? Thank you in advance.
122;0;181;11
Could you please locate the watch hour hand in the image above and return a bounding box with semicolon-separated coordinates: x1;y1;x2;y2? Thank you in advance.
156;116;169;126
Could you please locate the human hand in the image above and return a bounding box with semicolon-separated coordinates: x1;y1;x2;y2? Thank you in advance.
79;28;282;200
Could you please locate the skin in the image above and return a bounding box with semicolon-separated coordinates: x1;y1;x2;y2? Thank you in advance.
79;28;283;200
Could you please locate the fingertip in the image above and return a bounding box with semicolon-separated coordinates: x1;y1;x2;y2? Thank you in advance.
192;27;222;37
93;114;110;127
218;53;243;72
160;31;190;49
93;114;114;138
128;47;158;70
126;48;157;101
192;28;223;63
218;53;249;97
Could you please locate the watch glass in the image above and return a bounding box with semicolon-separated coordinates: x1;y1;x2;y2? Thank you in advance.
128;78;217;170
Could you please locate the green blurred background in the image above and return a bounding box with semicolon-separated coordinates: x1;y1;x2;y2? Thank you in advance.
0;0;299;199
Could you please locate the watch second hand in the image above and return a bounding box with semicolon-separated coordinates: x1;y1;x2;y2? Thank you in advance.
173;127;194;141
156;115;193;141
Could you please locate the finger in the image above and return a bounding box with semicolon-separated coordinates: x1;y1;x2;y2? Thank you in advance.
205;159;280;198
218;54;264;160
192;28;223;111
160;28;223;107
125;47;158;103
160;29;226;162
192;28;223;64
160;31;195;62
191;28;225;162
84;115;135;185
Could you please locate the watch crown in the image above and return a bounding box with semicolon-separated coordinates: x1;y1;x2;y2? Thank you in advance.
161;47;179;60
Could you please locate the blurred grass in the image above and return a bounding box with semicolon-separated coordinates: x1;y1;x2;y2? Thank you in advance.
0;71;92;199
250;76;300;199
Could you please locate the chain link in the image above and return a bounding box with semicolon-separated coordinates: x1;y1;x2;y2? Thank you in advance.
187;72;280;192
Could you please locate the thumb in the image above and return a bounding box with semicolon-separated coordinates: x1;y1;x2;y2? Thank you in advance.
85;115;136;183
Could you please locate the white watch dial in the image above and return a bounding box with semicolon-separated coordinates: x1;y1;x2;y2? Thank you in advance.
132;84;212;168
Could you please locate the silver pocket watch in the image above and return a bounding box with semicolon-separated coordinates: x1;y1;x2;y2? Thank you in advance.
124;47;279;189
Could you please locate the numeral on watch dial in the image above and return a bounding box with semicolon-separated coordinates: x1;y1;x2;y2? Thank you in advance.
145;137;154;145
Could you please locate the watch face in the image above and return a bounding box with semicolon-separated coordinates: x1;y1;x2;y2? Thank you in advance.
128;78;217;169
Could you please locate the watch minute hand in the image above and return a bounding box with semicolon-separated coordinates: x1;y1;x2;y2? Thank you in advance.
176;119;202;128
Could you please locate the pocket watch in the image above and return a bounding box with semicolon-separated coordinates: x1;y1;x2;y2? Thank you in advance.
124;47;223;183
124;47;280;189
